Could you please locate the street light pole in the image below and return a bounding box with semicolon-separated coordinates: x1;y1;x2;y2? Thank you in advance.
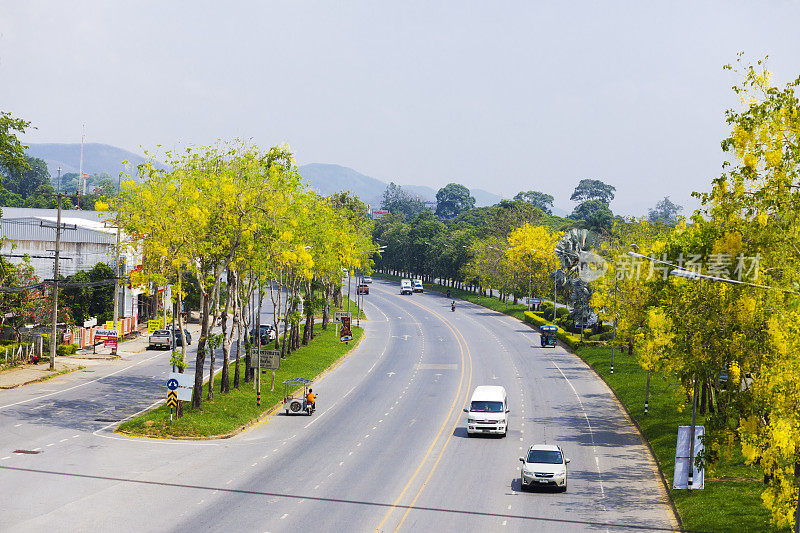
611;276;617;374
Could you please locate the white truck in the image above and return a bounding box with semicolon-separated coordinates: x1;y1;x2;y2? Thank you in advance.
400;279;413;295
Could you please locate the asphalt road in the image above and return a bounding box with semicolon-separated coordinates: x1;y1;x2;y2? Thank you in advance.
0;278;677;532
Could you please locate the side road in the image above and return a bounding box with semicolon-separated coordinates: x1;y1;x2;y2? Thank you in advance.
0;322;203;390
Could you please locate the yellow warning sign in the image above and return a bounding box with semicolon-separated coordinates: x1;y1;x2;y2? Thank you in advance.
166;390;178;408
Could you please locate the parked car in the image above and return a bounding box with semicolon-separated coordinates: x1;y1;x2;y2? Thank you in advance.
357;283;369;295
148;330;172;350
250;324;277;345
362;276;372;284
519;444;570;492
170;327;192;347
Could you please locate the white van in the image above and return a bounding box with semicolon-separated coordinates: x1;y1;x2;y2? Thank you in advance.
400;279;413;295
464;385;509;437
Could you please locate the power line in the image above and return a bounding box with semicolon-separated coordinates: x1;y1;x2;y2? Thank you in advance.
0;465;693;532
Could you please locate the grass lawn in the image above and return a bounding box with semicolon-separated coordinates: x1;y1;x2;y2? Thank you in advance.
576;346;784;532
371;274;785;532
118;319;363;439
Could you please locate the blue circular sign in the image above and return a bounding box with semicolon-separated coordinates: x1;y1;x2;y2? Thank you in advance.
167;378;179;391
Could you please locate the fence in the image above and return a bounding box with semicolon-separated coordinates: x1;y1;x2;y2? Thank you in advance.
67;317;140;349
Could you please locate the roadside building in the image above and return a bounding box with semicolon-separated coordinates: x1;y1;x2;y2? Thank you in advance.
0;207;144;324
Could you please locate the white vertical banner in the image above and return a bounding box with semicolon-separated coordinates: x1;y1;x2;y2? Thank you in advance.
674;425;705;489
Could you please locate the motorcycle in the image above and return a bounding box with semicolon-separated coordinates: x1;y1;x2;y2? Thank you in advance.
451;301;456;312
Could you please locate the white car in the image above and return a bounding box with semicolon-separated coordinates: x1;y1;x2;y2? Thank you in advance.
363;276;372;284
519;444;570;491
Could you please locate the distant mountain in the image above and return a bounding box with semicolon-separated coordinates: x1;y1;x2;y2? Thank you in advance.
298;163;501;208
298;163;387;207
24;143;163;179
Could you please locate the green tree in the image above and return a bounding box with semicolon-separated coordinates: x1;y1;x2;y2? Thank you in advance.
435;182;475;219
513;190;554;214
570;199;613;233
2;156;51;198
647;196;682;224
380;182;425;219
0;111;31;178
570;179;616;205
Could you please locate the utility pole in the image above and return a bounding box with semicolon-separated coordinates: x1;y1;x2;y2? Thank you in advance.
111;224;122;356
41;194;76;371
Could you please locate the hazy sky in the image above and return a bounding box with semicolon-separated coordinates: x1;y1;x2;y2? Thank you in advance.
2;1;799;215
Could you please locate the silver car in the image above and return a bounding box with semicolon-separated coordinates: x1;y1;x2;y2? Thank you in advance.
519;444;570;491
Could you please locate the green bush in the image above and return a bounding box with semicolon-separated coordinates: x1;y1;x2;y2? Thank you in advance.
57;343;79;356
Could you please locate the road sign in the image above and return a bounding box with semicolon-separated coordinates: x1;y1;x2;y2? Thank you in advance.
249;349;280;370
339;316;353;342
334;310;351;321
167;372;194;401
674;425;705;489
166;390;178;408
148;320;160;333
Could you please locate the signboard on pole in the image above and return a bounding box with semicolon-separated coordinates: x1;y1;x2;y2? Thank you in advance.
148;320;160;333
339;316;353;342
334;310;351;321
104;339;117;349
167;372;194;401
95;328;118;340
674;425;705;489
248;349;280;370
83;317;97;329
166;390;178;408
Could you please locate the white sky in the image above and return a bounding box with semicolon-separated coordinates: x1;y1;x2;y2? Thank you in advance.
1;1;799;216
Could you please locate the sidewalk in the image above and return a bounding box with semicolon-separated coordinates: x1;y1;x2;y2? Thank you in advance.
0;322;203;390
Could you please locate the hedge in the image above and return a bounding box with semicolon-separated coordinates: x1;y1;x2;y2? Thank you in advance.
523;311;604;349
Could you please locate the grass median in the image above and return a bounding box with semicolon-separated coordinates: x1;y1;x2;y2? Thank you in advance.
118;323;363;439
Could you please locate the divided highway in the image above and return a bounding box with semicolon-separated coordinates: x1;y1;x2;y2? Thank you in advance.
0;278;677;532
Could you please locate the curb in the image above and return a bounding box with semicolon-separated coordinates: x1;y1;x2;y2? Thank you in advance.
519;318;684;532
115;325;367;441
0;364;84;390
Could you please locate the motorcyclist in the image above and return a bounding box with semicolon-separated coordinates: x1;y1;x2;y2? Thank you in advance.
306;388;316;412
451;301;456;312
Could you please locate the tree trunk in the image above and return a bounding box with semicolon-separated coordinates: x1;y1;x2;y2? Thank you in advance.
302;281;312;345
220;268;235;394
233;289;242;389
192;287;209;409
176;270;186;418
699;379;707;415
321;281;331;330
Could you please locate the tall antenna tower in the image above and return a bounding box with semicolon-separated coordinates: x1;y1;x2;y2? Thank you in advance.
77;124;86;209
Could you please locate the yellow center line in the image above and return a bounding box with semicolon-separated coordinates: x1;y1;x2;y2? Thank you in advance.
375;297;473;531
393;306;473;531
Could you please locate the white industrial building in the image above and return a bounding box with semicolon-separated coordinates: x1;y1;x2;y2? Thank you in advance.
0;207;144;322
